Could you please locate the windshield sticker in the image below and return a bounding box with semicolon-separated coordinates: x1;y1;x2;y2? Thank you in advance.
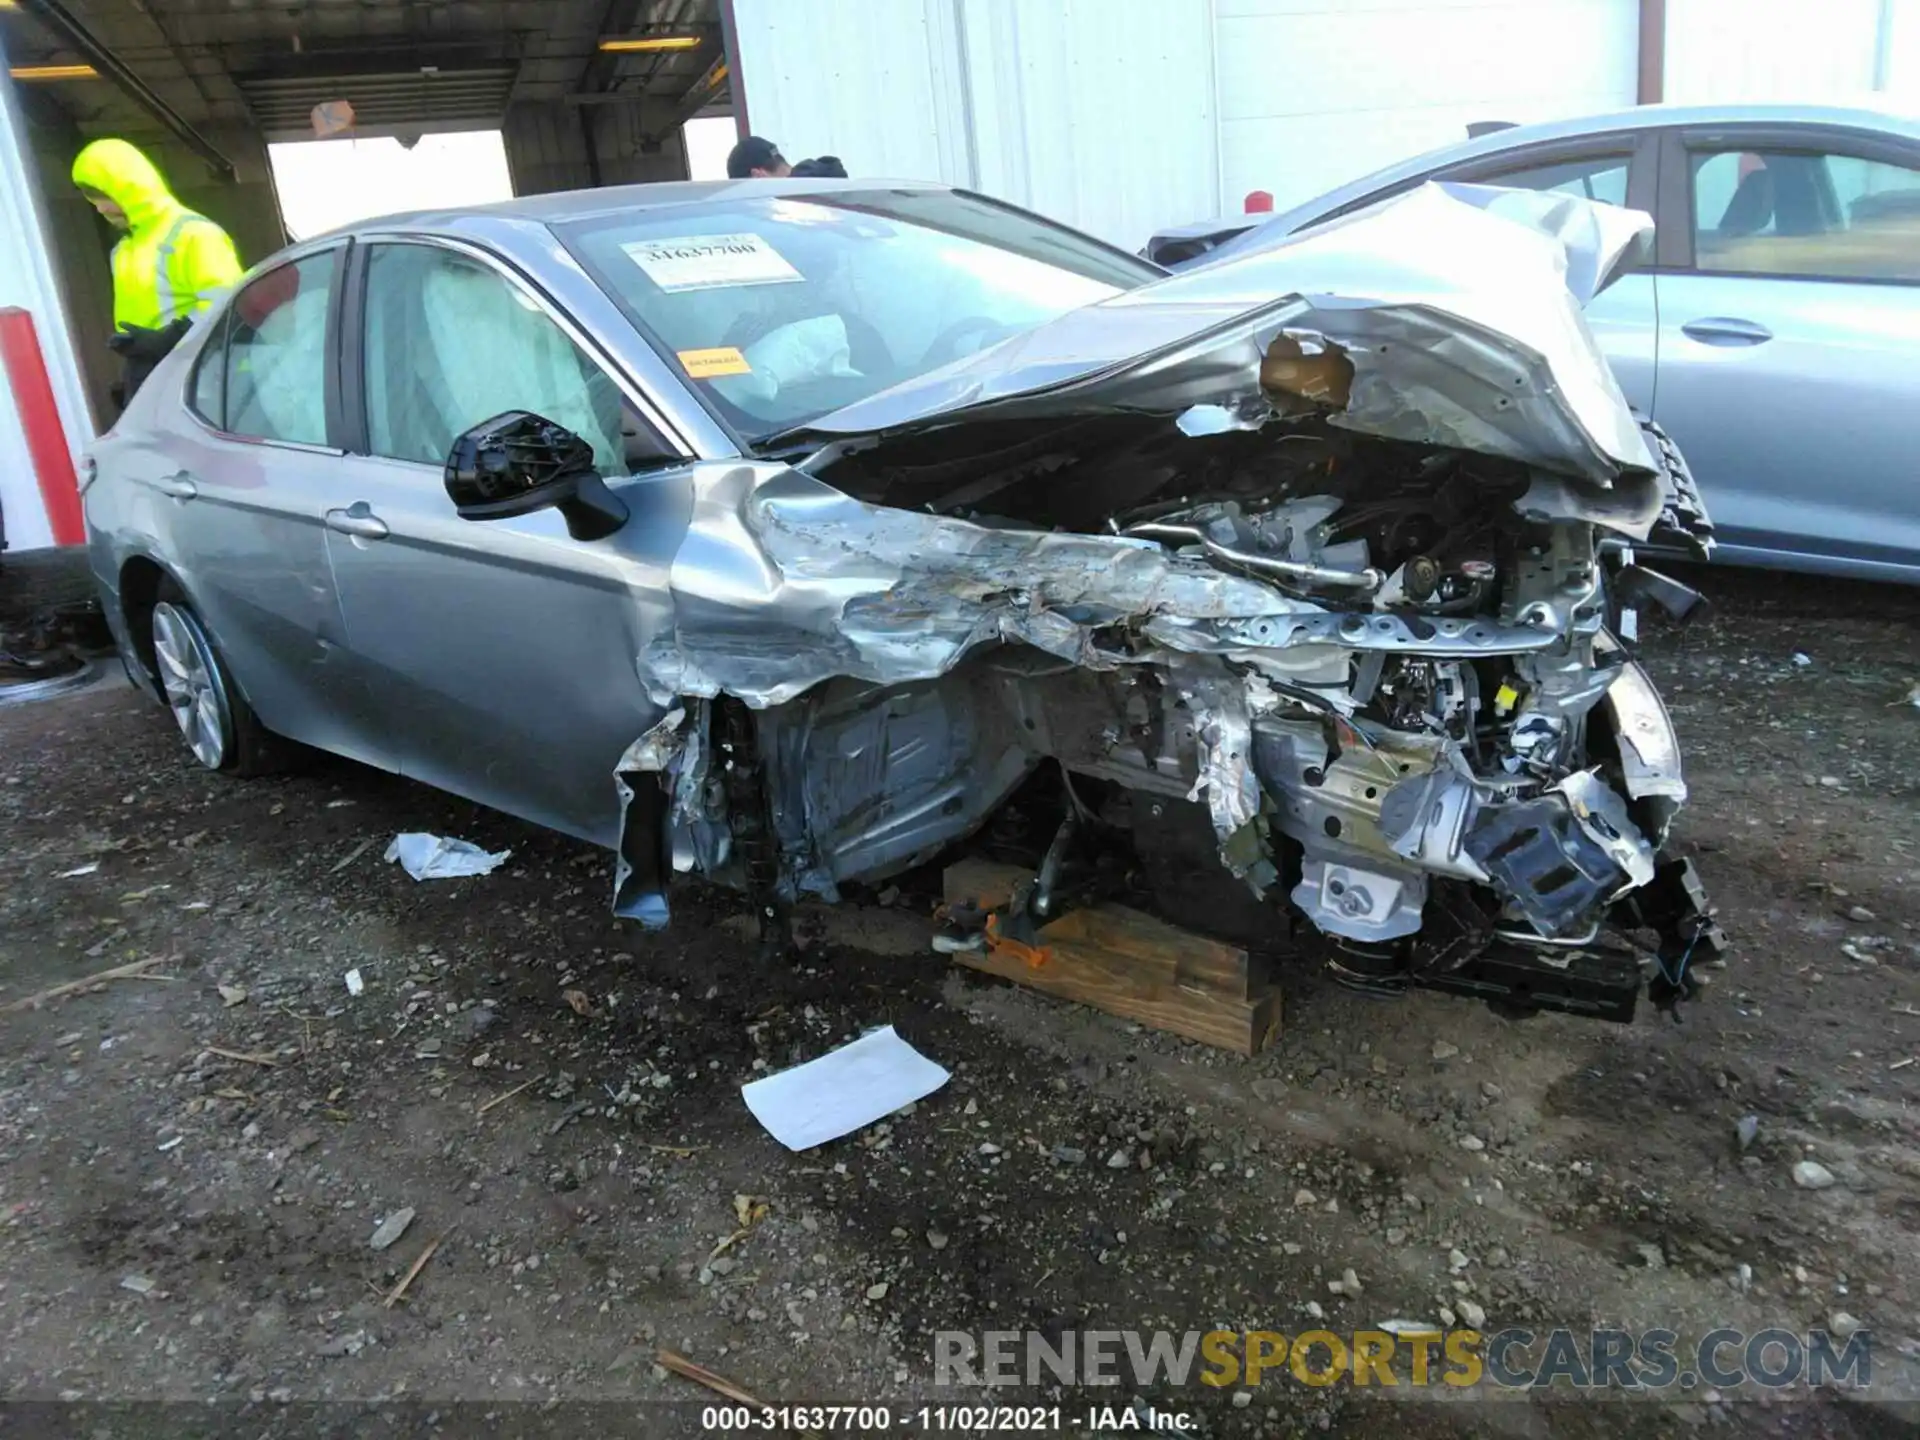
677;346;752;379
621;234;803;292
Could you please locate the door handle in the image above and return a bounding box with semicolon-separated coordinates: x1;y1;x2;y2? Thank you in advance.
154;471;198;500
1680;316;1773;346
324;504;390;540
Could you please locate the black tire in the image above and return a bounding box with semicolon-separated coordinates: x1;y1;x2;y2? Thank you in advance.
147;579;287;777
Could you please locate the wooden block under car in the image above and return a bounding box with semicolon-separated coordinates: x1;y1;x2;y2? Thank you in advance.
943;864;1281;1055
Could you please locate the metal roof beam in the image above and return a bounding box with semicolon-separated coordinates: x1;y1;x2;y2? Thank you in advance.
18;0;238;180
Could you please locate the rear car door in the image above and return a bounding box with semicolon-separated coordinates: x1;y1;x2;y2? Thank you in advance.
146;245;393;767
321;236;693;847
1650;125;1920;576
1432;131;1662;415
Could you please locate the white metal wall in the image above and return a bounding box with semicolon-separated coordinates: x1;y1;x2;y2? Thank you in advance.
731;0;1638;247
0;61;95;552
1213;0;1639;215
730;0;1217;248
955;0;1218;250
1664;0;1920;104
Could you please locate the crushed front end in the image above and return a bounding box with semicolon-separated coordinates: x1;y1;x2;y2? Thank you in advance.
617;183;1725;1023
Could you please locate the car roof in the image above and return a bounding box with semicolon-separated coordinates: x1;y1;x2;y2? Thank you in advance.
317;177;952;242
1166;100;1920;249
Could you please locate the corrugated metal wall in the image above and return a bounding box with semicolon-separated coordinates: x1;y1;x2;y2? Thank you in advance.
1214;0;1638;214
955;0;1217;250
731;0;974;186
1665;0;1920;104
730;0;1216;247
0;63;96;552
731;0;1637;247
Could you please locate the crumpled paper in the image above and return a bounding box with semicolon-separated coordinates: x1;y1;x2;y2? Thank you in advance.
384;832;511;881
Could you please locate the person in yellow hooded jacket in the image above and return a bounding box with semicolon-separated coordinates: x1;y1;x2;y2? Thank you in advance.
70;137;243;403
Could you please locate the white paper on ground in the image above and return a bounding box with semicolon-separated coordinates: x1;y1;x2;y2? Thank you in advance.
383;832;511;881
741;1025;950;1151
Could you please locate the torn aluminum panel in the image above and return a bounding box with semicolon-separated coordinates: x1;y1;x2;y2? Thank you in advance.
792;183;1656;489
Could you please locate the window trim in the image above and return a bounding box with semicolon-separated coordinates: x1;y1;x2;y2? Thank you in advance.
182;242;351;455
183;304;231;431
340;232;692;469
1436;130;1657;217
1309;129;1660;232
1658;124;1920;287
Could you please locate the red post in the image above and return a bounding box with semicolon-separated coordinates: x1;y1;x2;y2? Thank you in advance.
1244;190;1274;214
0;307;86;546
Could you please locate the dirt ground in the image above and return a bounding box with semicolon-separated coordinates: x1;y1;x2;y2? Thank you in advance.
2;560;1918;1439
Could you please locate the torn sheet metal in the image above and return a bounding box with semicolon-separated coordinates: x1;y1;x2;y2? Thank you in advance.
640;460;1317;710
792;183;1656;486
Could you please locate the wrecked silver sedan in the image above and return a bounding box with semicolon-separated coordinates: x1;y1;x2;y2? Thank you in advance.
87;178;1721;1023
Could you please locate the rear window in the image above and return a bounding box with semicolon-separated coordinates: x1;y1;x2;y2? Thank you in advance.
558;189;1155;442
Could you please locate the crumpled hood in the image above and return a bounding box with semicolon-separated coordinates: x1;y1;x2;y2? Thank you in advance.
795;183;1657;485
71;138;182;232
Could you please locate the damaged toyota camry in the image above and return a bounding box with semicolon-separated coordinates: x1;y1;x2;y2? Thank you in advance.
87;178;1723;1024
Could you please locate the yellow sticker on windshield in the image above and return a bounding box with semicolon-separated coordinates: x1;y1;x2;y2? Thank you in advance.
678;346;751;379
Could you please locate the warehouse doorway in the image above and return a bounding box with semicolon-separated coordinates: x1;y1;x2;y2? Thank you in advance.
267;129;513;241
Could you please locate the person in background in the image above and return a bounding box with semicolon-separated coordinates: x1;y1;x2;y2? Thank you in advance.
70;137;243;404
790;156;848;178
726;135;791;179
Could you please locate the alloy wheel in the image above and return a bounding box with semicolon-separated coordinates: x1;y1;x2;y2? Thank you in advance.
150;601;231;769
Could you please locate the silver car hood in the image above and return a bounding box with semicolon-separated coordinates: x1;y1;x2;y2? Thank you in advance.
798;183;1657;484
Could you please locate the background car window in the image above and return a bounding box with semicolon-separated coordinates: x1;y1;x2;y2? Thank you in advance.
559;190;1151;442
222;253;334;445
362;244;644;475
1479;154;1630;207
1691;147;1920;282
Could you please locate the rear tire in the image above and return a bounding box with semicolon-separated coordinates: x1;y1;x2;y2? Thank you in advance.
147;580;284;777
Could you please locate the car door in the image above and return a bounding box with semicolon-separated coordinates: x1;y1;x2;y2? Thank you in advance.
320;235;694;848
147;244;394;768
1650;125;1920;576
1433;131;1662;416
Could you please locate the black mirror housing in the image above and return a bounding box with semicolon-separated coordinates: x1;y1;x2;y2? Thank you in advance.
444;410;628;541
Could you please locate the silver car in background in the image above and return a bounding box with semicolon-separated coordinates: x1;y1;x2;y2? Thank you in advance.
84;179;1722;1025
1148;103;1920;584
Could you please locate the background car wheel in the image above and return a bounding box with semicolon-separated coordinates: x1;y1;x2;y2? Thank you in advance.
147;581;285;776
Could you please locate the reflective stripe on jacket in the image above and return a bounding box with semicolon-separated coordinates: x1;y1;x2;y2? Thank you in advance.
72;139;243;331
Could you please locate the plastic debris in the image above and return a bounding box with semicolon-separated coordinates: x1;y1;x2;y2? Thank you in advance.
383;833;510;881
58;862;100;878
741;1025;949;1151
344;968;365;997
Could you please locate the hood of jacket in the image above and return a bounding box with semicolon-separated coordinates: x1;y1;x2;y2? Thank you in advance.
71;139;183;233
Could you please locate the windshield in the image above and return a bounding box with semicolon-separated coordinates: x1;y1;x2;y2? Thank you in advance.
557;188;1156;443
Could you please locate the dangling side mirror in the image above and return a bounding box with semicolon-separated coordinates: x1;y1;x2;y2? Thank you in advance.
443;410;629;542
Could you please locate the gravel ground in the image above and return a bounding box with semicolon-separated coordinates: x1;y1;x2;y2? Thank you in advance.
2;560;1918;1440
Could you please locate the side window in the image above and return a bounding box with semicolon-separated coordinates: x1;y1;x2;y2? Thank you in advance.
222;253;336;445
1477;154;1631;207
360;243;665;476
1690;146;1920;282
186;310;228;426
